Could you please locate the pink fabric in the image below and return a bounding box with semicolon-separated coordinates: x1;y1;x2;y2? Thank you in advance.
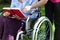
51;0;60;3
8;35;14;40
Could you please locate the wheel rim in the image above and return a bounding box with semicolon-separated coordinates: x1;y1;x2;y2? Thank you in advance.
33;17;52;40
37;21;50;40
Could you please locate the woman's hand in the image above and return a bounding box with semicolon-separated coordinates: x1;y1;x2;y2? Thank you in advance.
13;14;21;20
22;6;31;12
3;12;10;16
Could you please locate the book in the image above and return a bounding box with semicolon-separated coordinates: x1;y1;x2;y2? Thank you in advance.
3;8;26;19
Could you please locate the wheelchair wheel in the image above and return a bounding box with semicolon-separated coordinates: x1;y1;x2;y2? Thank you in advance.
16;31;33;40
16;31;23;40
32;16;52;40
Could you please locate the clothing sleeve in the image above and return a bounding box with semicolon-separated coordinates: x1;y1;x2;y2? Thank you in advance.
30;0;39;11
29;0;39;18
31;0;38;5
10;0;17;8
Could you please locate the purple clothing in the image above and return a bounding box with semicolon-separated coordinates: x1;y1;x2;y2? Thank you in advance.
0;16;25;40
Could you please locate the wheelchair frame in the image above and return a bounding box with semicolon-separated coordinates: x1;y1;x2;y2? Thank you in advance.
16;16;52;40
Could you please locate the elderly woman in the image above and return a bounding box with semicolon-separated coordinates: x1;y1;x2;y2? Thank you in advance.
0;0;48;40
0;0;38;40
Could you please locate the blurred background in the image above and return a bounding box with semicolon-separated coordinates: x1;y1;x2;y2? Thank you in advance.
0;0;11;4
0;0;11;9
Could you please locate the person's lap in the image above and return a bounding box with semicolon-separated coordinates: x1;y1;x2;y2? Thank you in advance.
0;16;23;40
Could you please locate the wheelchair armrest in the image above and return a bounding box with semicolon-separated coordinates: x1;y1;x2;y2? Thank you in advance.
30;10;41;17
30;10;41;14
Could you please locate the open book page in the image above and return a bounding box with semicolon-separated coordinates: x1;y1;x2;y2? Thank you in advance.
3;8;26;19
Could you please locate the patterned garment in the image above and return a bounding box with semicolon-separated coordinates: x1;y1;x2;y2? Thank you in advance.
10;0;39;19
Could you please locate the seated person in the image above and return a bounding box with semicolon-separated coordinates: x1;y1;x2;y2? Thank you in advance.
0;0;38;40
0;0;48;40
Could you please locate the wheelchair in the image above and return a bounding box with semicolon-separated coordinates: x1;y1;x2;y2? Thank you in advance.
0;8;52;40
14;10;52;40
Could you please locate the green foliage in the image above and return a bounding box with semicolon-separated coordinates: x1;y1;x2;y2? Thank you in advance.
0;0;11;4
0;4;10;15
40;6;45;16
0;4;10;9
